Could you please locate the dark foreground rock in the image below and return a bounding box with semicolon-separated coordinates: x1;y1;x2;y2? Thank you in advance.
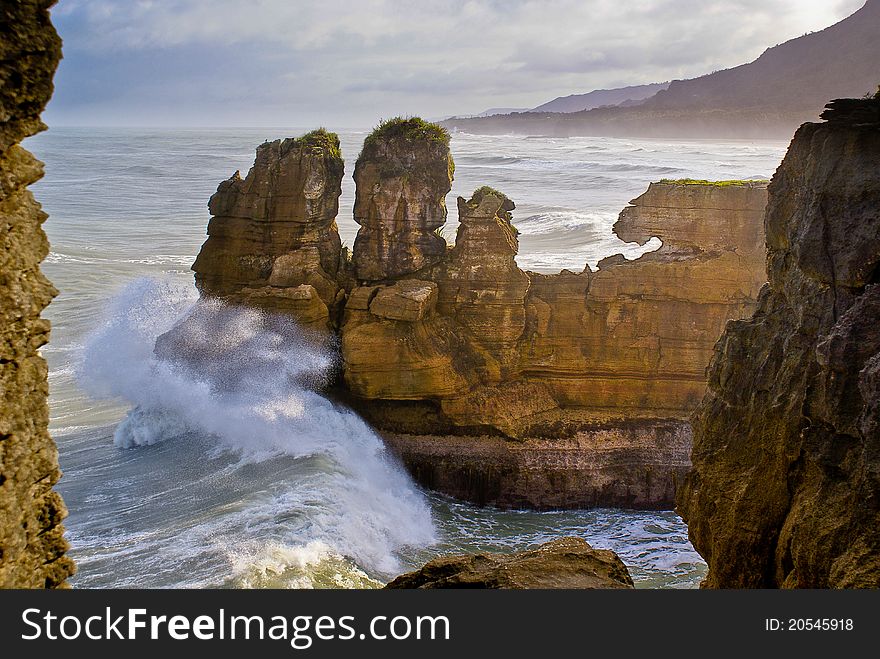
385;537;634;589
0;0;74;587
677;98;880;588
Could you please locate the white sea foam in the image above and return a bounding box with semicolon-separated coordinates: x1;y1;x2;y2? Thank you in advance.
516;210;613;236
78;277;436;578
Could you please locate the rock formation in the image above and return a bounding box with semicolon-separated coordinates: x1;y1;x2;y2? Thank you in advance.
192;130;345;333
352;118;453;282
342;178;766;508
192;118;769;509
0;0;75;588
385;537;634;589
677;98;880;588
438;188;530;368
522;180;767;414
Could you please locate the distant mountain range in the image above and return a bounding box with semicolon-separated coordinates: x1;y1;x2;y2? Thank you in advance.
471;107;531;117
466;82;670;118
529;82;670;113
444;1;880;139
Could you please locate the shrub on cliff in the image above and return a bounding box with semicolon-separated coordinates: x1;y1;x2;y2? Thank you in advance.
359;117;454;180
468;185;516;226
364;116;450;149
658;178;769;187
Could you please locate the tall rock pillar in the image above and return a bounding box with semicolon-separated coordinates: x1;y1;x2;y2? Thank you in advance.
352;118;454;282
192;130;345;332
677;98;880;588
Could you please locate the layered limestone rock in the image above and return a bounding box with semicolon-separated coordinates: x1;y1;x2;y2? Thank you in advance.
352;118;453;282
678;100;880;588
192;117;769;509
520;181;767;414
341;279;488;400
437;187;530;369
0;0;75;588
192;130;345;332
382;422;691;510
385;537;634;589
340;179;766;508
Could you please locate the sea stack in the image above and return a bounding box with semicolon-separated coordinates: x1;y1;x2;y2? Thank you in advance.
192;117;771;510
352;118;454;282
0;0;75;588
192;130;345;332
438;188;530;369
678;97;880;588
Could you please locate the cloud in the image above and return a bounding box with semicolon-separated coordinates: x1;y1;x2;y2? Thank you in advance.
45;0;867;126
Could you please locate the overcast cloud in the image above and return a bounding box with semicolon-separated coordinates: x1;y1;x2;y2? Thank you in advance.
44;0;866;128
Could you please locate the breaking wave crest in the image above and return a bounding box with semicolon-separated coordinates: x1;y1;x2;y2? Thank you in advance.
77;277;436;582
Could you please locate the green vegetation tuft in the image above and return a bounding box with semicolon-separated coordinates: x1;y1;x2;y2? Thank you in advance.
291;128;343;162
659;178;769;187
467;185;517;230
360;117;454;180
364;116;451;149
470;185;511;205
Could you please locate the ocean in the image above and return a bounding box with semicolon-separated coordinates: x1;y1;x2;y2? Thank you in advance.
25;127;788;589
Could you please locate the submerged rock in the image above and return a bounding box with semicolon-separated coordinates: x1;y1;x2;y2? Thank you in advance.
386;537;634;589
0;0;74;587
677;98;880;588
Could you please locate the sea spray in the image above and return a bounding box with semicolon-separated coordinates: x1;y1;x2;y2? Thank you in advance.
77;277;436;583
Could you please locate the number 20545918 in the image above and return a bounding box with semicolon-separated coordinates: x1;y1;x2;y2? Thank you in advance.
765;618;854;631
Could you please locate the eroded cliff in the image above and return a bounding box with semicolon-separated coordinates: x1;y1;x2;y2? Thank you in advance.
192;130;346;333
192;119;769;509
677;99;880;588
0;0;75;588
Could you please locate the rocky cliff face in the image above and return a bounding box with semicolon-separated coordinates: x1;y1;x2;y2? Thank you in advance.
520;181;766;415
192;130;345;333
386;537;633;589
193;119;768;509
342;179;766;508
0;0;75;588
678;98;880;588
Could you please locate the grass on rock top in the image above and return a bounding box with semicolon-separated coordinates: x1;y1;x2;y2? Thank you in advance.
659;178;769;187
467;185;517;228
359;117;454;179
470;185;512;205
287;128;343;162
363;117;451;149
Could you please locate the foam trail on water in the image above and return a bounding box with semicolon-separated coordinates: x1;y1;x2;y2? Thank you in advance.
78;277;436;579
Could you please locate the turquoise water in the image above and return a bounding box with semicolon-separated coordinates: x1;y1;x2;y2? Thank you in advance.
26;127;787;588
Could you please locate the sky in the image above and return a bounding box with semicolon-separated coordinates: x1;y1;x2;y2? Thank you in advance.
44;0;867;129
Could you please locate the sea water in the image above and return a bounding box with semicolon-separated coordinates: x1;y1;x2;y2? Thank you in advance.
26;127;788;588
